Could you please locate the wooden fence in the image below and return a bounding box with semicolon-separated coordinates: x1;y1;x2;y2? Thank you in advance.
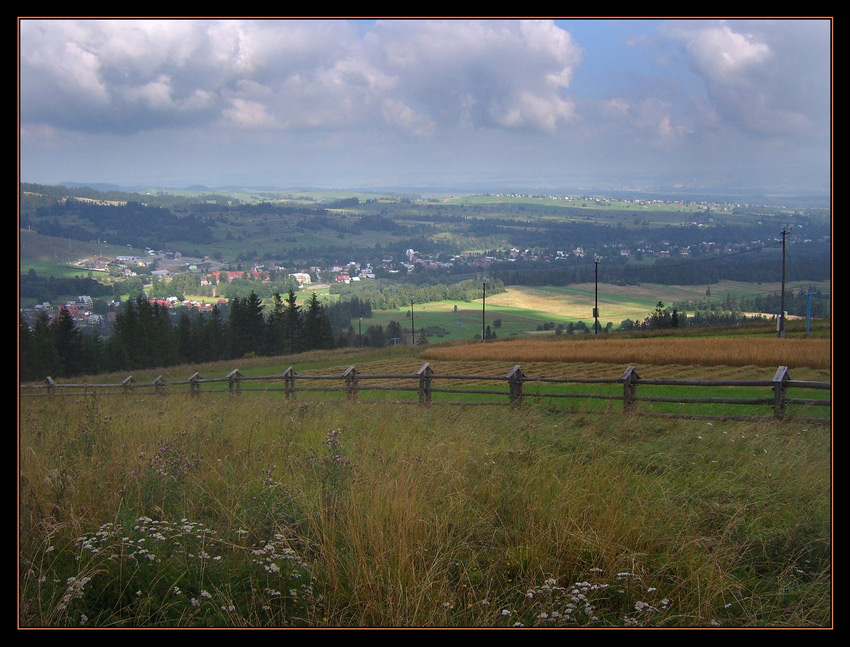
20;364;830;422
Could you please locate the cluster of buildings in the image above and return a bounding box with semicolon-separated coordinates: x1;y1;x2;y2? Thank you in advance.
21;296;112;333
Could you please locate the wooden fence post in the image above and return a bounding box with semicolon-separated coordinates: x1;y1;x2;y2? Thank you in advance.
507;365;525;406
621;365;640;412
283;366;297;400
772;366;790;420
343;365;359;401
122;376;135;394
188;372;201;398
153;375;166;396
417;363;433;405
45;376;55;398
226;369;242;396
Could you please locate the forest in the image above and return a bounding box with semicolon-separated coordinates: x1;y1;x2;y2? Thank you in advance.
20;291;340;381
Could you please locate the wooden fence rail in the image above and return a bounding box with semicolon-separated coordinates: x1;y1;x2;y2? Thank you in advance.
21;364;830;422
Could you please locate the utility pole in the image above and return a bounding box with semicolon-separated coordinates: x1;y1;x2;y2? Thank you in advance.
410;297;415;345
778;229;786;338
594;258;600;337
359;317;362;348
482;278;488;342
804;290;819;335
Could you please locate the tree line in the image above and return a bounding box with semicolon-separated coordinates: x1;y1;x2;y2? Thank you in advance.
329;276;505;311
19;291;336;381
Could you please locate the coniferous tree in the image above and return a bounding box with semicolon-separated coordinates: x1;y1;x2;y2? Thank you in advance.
265;292;287;356
177;311;195;363
385;320;404;345
367;324;386;348
204;305;226;362
53;307;86;377
303;292;334;351
228;296;245;359
282;290;303;355
113;296;139;368
29;310;63;380
20;315;36;382
242;291;265;356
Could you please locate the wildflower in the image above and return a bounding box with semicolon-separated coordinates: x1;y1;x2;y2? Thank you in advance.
200;590;212;599
79;614;87;625
501;609;512;617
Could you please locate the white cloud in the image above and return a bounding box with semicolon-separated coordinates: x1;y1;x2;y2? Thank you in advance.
222;98;278;129
382;99;435;137
664;20;830;139
367;20;582;133
684;22;771;79
19;19;830;191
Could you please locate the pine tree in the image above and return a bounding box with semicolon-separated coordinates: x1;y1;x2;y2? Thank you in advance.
205;305;226;362
242;291;265;356
29;310;63;380
266;292;286;356
282;290;303;355
53;307;86;377
113;296;139;368
303;292;334;351
177;311;195;363
227;296;245;359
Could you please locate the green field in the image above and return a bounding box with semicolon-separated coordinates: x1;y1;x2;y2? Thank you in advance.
352;281;829;341
20;229;144;276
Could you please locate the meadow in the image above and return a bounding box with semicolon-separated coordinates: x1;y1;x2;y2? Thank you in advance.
340;280;829;343
19;333;832;628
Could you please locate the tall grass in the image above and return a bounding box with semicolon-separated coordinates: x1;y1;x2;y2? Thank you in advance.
20;391;831;627
422;336;831;369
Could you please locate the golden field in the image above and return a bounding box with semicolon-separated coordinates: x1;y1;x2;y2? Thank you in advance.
422;336;831;370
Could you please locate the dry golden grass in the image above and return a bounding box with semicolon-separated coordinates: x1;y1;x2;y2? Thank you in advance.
482;282;827;323
421;336;831;370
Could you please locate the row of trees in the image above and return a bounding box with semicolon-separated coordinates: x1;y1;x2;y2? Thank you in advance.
618;301;772;332
20;291;336;381
330;276;505;311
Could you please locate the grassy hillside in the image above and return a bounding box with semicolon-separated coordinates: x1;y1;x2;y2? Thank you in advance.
19;334;832;628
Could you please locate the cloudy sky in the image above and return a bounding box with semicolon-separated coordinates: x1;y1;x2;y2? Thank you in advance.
19;19;832;193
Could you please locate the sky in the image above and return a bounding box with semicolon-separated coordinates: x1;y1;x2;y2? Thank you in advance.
19;18;832;194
